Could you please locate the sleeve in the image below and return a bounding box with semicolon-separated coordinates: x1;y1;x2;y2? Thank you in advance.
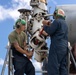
23;32;27;43
8;34;17;44
24;34;27;43
22;32;27;48
43;20;58;36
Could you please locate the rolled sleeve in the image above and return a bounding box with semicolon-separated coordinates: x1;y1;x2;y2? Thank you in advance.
8;34;17;44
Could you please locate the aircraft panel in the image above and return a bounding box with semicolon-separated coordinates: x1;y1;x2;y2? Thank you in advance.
56;5;76;45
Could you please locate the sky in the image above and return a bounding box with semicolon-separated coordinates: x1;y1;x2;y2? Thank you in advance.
0;0;76;75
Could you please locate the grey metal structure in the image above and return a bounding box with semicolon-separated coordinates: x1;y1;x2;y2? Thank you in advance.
41;5;76;75
1;3;76;75
56;5;76;46
1;44;14;75
56;5;76;73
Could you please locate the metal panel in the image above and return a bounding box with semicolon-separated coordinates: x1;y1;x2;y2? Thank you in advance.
56;5;76;45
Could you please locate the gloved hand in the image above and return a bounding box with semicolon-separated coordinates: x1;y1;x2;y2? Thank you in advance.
42;20;51;26
39;28;48;36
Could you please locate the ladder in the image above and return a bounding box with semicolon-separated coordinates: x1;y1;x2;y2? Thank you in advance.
1;45;14;75
1;42;76;75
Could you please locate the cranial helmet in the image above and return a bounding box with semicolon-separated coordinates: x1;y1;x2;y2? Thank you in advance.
54;8;66;19
15;19;26;28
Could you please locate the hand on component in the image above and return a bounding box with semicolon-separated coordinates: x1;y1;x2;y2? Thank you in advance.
24;45;29;50
24;46;27;50
39;28;48;36
42;20;51;26
26;50;34;59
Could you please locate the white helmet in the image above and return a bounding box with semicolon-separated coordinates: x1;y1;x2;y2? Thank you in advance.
54;8;66;19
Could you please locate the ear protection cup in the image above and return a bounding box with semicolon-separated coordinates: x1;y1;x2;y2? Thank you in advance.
53;10;57;19
15;19;21;28
14;19;26;29
53;9;58;17
53;9;66;19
